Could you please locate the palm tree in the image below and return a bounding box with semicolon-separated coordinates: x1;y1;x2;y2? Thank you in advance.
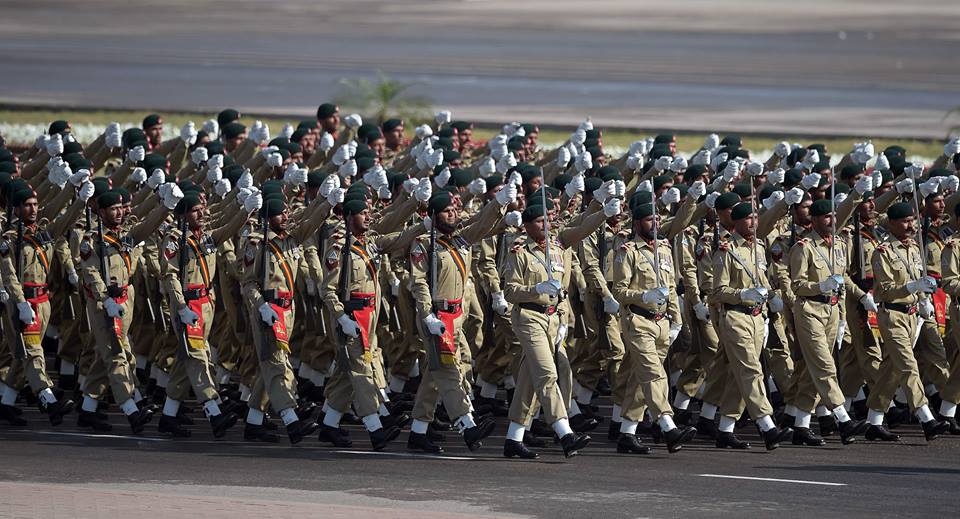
335;70;432;125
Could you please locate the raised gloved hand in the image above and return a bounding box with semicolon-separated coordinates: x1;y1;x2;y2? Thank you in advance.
693;301;710;321
206;165;223;184
768;168;786;185
705;192;721;209
703;133;720;151
762;190;785;210
492;292;509;315
48;163;70;188
802;149;820;168
78;180;95;202
425;148;444;169
919;177;941;198
105;123;123;148
854;174;873;195
603;198;622;217
159;182;185;210
626;152;645;171
127;145;145;163
497;153;517;175
874;153;890;171
556;146;572;168
202;119;218;136
565;173;585;198
180;122;197;145
17;302;36;325
906;276;937;294
834;192;848;205
468;177;487;196
575;150;593;173
128;167;147;185
283;164;308;185
259;302;279;326
414;179;432;202
178;306;199;326
191;146;209;165
495;181;518;206
331;144;352;166
919;298;935;319
942;175;960;193
641;287;669;306
318;132;335;152
687;180;706;201
593;180;616;203
236;170;253;190
711;152;729;172
660;187;681;205
259;145;279;159
435;110;452;126
746;162;765;177
423;313;446;336
602;295;620;314
343;114;363;129
852;141;875;164
377;185;391;200
740;287;769;304
478;157;496;176
895;178;915;194
859;293;878;312
280;123;294;139
774;141;791;158
337;314;360;337
768;295;784;313
104;297;125;318
944;138;960;157
325;188;345;207
505;210;522;227
800;172;822;190
722;160;740;181
904;163;924;179
653;156;672;173
570;128;587;146
690;149;710;167
415;124;433;139
338;158;358;178
213;177;231;196
670;157;688;173
508;171;523;187
535;279;562;297
818;274;844;294
265;152;283;168
45;133;64;156
433;167;451;188
402;177;420;194
147;168;165;189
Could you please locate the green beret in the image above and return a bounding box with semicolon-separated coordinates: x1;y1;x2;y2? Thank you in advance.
450;121;471;132
11;188;37;207
887;201;914;221
122;128;147;148
683;165;708;183
354;144;376;160
3;179;29;198
48;120;70;135
343;192;367;205
507;136;525;152
283;141;302;155
552;174;572;191
113;187;132;203
222;122;246;139
732;183;752;198
784;168;803;188
484;175;503;192
91;176;111;193
584;129;601;140
731;202;755;221
809;199;834;217
307;171;325;189
98;191;122;209
861;190;875;200
316;103;337;119
217;109;241;127
521;123;538;135
175;194;202;215
0;162;16;174
355;156;376;174
205;140;225;156
451;168;472;188
382;119;403;132
715;192;741;211
275;148;290;162
142;114;162;129
812;160;832;173
928;168;952;178
833;183;850;195
720;135;742;147
260;198;286;218
889;157;908;175
438;128;456;139
342;199;367;216
0;172;10;189
522;200;553;223
585;176;603;194
357;123;380;140
653;175;673;192
297;120;318;130
222;155;236;168
597;165;621;182
880;170;894;185
223;164;244;185
428;193;453;215
632;203;654;220
758;185;777;203
628;191;653;211
649;144;672;160
883;145;906;160
388;172;407;192
653;134;674;145
436;137;454;150
808;143;827;155
63;141;84;156
269;137;289;148
0;149;13;162
142;154;167;174
840;163;865;179
583;138;600;150
520;167;543;184
443;149;461;163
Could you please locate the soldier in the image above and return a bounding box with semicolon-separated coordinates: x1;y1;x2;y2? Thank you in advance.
937;202;960;433
864;202;949;441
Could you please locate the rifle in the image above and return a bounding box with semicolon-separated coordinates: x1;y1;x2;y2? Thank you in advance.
336;220;354;364
172;214;190;360
426;208;443;369
256;214;275;362
96;215;123;355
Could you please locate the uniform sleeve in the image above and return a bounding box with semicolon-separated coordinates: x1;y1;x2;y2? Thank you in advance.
678;230;701;305
711;250;742;305
558;209;606;249
579;232;613;300
941;241;960;298
502;248;541;304
0;239;25;307
611;247;644;306
789;242;821;297
408;239;433;319
78;236;108;304
321;237;347;320
871;247;914;302
372;223;426;256
459;200;505;245
240;238;267;311
843;239;865;302
160;234;187;311
476;235;502;295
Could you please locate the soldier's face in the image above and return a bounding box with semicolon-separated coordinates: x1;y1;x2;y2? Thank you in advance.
858;198;876;220
187;204;205;231
17;198;38;225
717;208;733;229
100;204;123;227
145;125;163;147
458;129;473;147
889;216;915;239
385;126;404;149
225;134;245;152
811;214;834;236
269;210;288;233
524;216;546;243
525;178;543;194
348;209;370;233
634;215;656;241
927;195;945;219
734;214;756;238
321;112;340;133
436;206;458;233
794;200;813;226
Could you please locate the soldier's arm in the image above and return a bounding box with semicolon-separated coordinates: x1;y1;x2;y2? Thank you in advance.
611;246;643;305
835;190;862;229
38;184;76;221
160;235;187;311
79;237;108;304
211;208;253;244
711;251;742;305
128;206;172;245
460;200;505;245
678;231;702;304
476;235;502;295
788;242;821;297
940;241;960;297
240;237;268;310
558;209;606;250
874;185;902;215
661;196;697;239
46;198;86;239
408;240;433;319
757;200;789;238
871;247;912;301
579;233;613;300
0;241;26;307
843;241;866;302
372;194;417;235
373;222;427;256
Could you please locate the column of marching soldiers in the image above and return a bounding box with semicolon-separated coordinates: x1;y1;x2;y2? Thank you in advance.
1;105;960;459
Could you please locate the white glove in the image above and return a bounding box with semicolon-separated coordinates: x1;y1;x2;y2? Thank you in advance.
603;198;622;217
496;153;517;174
280;123;294;139
337;314;360;337
236;171;253;190
106;126;122;148
78;181;95;202
508;171;523;187
104;297;125;318
653;156;672;173
781;187;801;207
919;178;941;198
147;169;166;190
570;128;587;146
575;151;593;173
942;175;960;193
159;183;185;210
206;166;223;184
495;181;518;206
402;178;420;194
705;192;721;209
314;175;338;198
854;174;873;195
385;278;398;298
283;164;308;185
344;114;362;129
802;149;820;168
895;178;915;194
768;296;784;313
593;180;616;203
45;133;64;156
852;142;875;164
746;162;765;177
626;153;644;171
859;293;878;312
711;152;729;171
602;295;620;314
478;157;496;176
614;180;627;198
17;302;35;325
688;180;706;200
67;268;79;286
414;180;432;202
48;163;70;188
505;210;522;227
670;157;688;173
259;145;279;159
491;292;509;315
202;119;218;136
768;168;786;185
215;178;232;197
565;174;585;198
255;121;270;144
325;188;345;207
179;122;197;145
377;185;392;200
434;167;451;188
367;166;389;189
178;306;199;326
435;110;452;125
425;148;444;169
422;216;432;231
535;279;562;296
266;152;284;168
259;302;279;326
834;192;848;205
800;172;822;190
128;167;147;185
690;149;710;167
127;145;145;163
774;141;791;158
207;154;224;170
557;146;572;167
191;146;208;165
468;178;487;195
331;145;351;165
874;154;890;171
641;287;669;306
319;132;335;152
414;124;433;139
338;159;358;178
693;301;710;321
762;190;785;210
818;274;843;294
423;313;446;336
722;160;740;181
906;276;937;294
905;163;924;179
944;138;960;157
660;187;681;205
740;287;769;304
703;133;720;151
669;323;681;344
920;298;935;319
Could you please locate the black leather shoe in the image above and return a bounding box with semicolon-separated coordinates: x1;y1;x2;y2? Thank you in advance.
127;410;152;434
158;414;192;437
607;420;621;441
617;433;652;454
792;427;826;446
778;412;795;429
664;426;697;453
885;406;910;429
530;419;553;437
674;409;693;426
317;423;353;447
921;419;949;441
244;423;279;443
44;398;75;426
570;413;600;433
286;419;319;444
503;439;539;459
817;415;837;437
865;424;900;441
763;426;792;451
851;400;868;421
523;430;546;447
559;432;591;458
463;417;496;451
839;419;868;444
0;404;27;426
77;410;111;431
695;416;718;439
381;412;411;430
427;425;446;442
716;432;750;449
431;418;453;431
209;412;238;438
176;409;195;426
370;425;401;451
408;431;444;453
474;396;509;417
294;401;318;422
944;416;960;435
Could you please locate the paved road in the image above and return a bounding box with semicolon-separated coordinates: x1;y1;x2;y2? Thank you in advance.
0;1;958;137
1;401;957;518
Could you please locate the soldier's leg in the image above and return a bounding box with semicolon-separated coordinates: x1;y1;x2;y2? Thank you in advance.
866;311;928;417
572;293;604;395
718;310;774;422
938;320;960;423
619;315;680;440
839;311;866;398
916;320;950;390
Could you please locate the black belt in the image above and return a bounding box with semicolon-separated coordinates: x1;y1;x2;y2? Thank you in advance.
518;302;558;315
629;305;666;321
434;300;462;313
725;303;764;316
23;285;49;299
183;287;211;301
805;294;839;306
106;285;128;299
881;302;918;315
343;296;376;313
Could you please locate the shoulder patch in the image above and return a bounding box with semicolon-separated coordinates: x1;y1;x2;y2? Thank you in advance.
79;240;93;260
243;243;256;267
325;248;339;270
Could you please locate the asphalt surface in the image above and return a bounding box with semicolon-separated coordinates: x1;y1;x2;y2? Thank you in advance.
1;398;958;518
0;1;958;137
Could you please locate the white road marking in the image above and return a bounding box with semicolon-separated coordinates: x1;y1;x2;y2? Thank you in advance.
33;431;168;442
697;474;846;487
335;450;476;461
